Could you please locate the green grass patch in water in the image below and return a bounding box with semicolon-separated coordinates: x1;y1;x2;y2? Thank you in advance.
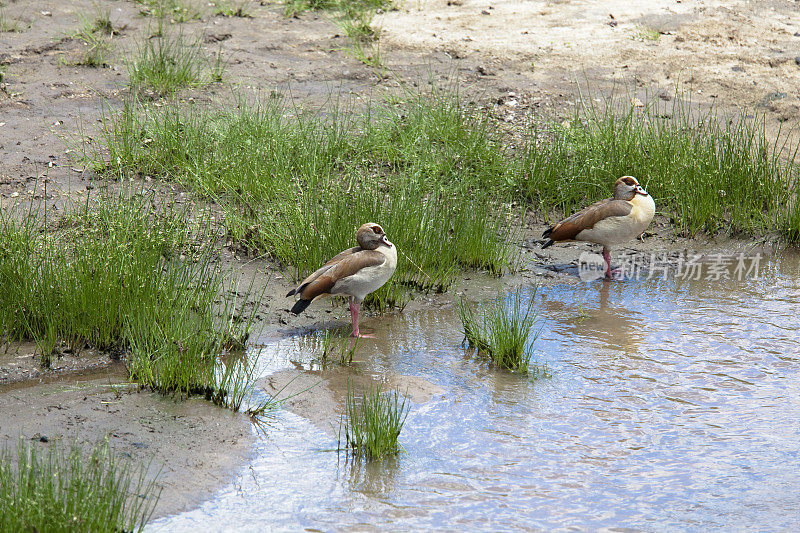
458;288;546;376
340;383;409;458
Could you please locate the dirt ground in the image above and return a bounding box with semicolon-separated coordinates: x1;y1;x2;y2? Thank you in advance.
0;0;798;519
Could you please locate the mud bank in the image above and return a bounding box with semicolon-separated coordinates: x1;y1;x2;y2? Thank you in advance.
0;367;253;519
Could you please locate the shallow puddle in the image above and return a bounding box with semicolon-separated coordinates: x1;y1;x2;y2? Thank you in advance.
152;250;800;531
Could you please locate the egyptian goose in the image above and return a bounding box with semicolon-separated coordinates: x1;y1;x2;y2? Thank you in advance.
287;223;398;338
542;176;655;278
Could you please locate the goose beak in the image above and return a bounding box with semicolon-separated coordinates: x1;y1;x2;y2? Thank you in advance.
381;234;393;247
635;185;649;196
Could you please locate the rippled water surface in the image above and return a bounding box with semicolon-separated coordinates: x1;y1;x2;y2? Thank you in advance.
153;252;800;531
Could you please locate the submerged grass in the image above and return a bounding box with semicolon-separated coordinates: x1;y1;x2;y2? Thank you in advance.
340;383;408;458
319;329;359;365
458;288;545;376
0;439;160;533
521;90;800;239
0;191;262;405
92;87;514;309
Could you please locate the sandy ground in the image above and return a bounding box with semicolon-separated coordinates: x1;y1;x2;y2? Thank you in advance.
0;0;797;520
379;0;800;133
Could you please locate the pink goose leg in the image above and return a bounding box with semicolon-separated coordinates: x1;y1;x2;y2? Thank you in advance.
349;299;375;338
602;247;623;279
602;247;613;279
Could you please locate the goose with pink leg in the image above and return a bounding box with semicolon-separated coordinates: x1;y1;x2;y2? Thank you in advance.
542;176;656;279
287;223;398;338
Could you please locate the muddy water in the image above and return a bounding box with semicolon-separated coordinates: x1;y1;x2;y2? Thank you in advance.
153;251;800;531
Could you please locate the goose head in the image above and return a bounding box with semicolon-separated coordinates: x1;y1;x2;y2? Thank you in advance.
356;223;393;250
613;175;649;200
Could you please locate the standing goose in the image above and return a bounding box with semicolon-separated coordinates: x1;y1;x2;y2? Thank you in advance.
287;223;398;338
542;176;655;278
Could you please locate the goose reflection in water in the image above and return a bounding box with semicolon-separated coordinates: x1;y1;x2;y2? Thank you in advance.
540;280;644;354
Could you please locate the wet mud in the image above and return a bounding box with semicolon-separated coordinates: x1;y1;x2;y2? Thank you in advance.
0;367;253;519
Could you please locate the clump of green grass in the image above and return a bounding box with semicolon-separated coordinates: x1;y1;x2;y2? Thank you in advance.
786;187;800;242
340;383;408;458
285;0;391;16
337;8;384;70
91;88;514;309
81;4;117;36
72;8;118;68
210;0;252;17
284;0;336;17
519;90;800;240
128;28;220;93
458;288;545;375
0;8;21;32
319;329;359;365
294;328;361;366
0;439;160;533
340;9;378;41
0;192;262;403
135;0;203;22
632;25;660;41
342;14;383;70
283;0;391;69
215;351;283;417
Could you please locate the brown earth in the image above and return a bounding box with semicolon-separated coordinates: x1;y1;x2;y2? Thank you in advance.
0;0;797;519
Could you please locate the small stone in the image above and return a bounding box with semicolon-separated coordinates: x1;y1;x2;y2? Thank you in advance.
795;57;800;66
762;91;787;106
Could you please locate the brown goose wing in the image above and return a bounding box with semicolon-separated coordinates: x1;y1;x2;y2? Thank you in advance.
543;198;632;242
286;246;360;297
295;249;386;301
